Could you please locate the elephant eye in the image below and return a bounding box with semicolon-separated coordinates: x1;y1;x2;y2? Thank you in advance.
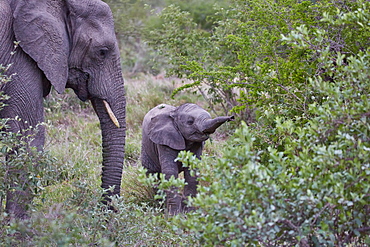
186;117;194;125
98;47;109;59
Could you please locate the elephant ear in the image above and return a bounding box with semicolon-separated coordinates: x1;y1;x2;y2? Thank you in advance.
148;113;186;150
12;0;69;94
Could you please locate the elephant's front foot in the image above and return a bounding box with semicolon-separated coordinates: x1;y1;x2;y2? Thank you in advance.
165;190;183;215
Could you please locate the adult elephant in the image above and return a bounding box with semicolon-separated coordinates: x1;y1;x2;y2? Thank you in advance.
0;0;126;218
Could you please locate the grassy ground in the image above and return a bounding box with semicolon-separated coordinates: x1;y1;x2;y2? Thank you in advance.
0;75;231;245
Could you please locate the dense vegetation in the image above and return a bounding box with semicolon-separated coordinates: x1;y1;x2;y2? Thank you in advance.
1;0;369;245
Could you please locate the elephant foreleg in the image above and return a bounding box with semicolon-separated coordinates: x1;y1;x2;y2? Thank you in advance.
180;143;202;213
1;64;46;218
158;145;183;215
182;167;198;213
183;167;198;197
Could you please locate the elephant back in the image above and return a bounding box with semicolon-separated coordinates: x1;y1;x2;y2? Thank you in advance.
143;104;176;124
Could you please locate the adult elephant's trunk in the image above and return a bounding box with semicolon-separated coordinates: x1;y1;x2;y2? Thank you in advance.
201;116;234;134
91;89;126;201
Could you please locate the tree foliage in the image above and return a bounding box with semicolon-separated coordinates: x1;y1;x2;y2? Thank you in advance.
172;2;370;245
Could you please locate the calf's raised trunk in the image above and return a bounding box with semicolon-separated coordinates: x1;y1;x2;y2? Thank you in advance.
201;116;234;134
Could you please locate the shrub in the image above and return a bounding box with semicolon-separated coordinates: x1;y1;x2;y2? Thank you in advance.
164;0;230;30
173;4;370;245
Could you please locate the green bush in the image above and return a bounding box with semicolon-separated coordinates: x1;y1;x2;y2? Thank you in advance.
173;4;370;245
164;0;230;30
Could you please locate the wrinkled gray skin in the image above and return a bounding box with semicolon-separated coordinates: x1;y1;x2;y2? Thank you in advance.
141;103;233;214
0;0;126;218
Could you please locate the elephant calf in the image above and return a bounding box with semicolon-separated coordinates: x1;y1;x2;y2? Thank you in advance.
141;103;234;214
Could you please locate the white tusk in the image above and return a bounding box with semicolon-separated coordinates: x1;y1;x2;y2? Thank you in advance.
103;100;120;128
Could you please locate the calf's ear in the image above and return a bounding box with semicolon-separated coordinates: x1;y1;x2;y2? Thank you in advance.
148;114;186;150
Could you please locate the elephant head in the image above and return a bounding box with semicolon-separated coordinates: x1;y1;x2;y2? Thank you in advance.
2;0;126;213
148;103;234;150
